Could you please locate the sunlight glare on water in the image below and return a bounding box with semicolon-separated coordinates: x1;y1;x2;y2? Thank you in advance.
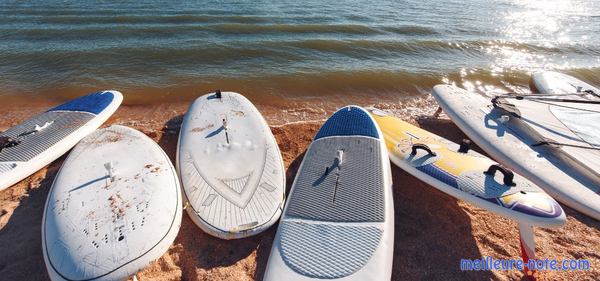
452;0;599;96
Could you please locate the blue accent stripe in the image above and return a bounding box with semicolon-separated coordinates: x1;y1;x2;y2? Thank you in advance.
315;106;379;139
416;164;459;189
511;200;563;218
417;164;563;218
49;91;114;114
418;164;502;206
485;197;501;205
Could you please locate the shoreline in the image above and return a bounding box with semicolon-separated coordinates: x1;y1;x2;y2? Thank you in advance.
0;100;598;280
0;92;440;126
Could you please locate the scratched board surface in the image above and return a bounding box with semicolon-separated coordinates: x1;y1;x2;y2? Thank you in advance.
42;125;182;281
177;91;285;239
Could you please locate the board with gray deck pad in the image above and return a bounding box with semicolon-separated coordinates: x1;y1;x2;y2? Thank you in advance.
42;125;182;281
264;105;394;281
0;90;122;191
177;91;285;239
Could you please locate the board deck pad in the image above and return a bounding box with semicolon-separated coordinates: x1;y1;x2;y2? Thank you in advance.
0;91;122;191
177;91;285;239
0;111;94;162
43;125;182;281
432;84;600;221
279;221;383;279
368;108;564;226
264;106;394;281
0;163;16;174
285;137;385;222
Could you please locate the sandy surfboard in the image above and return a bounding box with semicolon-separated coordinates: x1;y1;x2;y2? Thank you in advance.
0;90;122;191
42;125;182;281
264;105;394;281
177;91;285;239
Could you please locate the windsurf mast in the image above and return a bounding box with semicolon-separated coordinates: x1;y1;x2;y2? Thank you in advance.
494;93;600;105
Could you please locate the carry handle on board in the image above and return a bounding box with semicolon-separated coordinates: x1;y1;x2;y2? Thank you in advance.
484;164;516;186
410;143;437;157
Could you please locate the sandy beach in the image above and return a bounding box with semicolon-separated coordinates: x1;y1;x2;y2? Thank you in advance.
0;99;598;281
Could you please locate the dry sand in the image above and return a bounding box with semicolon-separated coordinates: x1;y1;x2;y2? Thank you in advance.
0;102;599;281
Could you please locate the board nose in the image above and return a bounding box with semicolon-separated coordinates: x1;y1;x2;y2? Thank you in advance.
314;106;379;140
49;91;118;114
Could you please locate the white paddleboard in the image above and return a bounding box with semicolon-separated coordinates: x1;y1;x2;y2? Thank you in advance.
264;106;394;281
42;125;182;281
0;90;122;191
177;91;285;239
432;85;600;221
530;71;599;99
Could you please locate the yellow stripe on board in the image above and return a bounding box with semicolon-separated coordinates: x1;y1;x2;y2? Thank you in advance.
371;113;494;176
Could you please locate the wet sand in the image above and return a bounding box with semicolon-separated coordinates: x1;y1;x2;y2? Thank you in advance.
0;101;599;281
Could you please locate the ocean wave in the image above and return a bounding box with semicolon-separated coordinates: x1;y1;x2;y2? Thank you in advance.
380;25;440;35
277;39;594;59
0;45;303;67
2;36;597;70
0;24;389;39
21;14;272;25
209;23;382;35
1;21;596;60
